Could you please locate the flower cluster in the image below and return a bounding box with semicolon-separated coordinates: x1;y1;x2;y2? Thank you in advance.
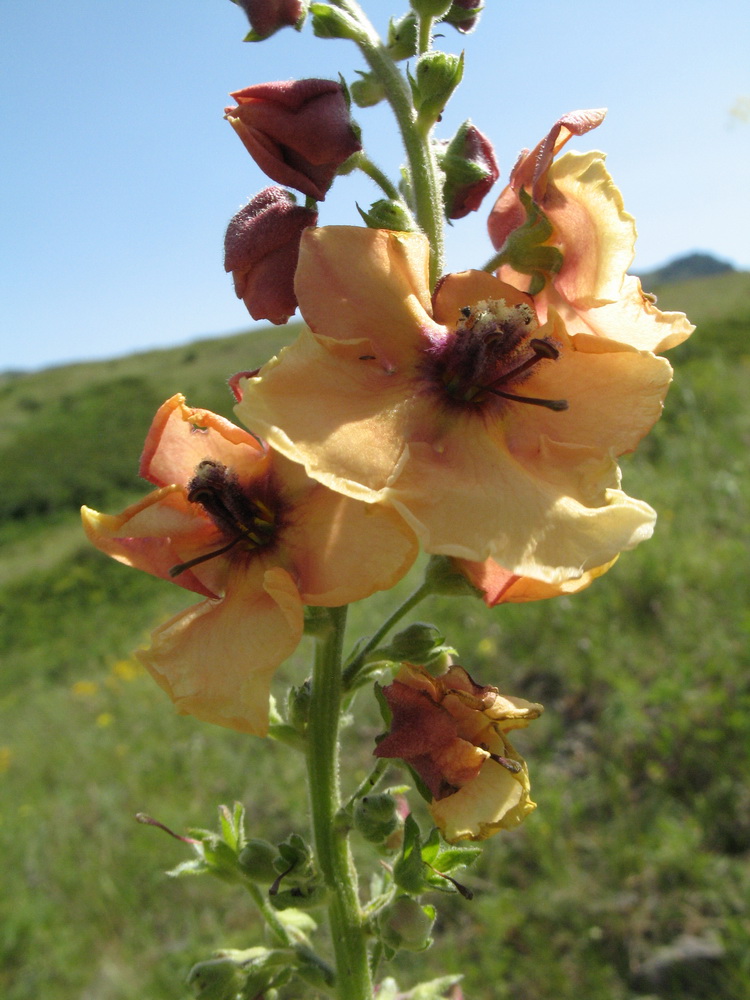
84;83;692;842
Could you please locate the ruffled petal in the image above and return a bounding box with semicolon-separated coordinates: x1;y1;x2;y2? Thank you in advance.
141;394;269;488
454;554;614;605
294;227;441;367
81;488;223;598
384;423;656;582
505;318;674;457
137;564;303;736
543;151;636;308
551;275;695;353
287;479;418;605
430;741;535;842
235;328;415;499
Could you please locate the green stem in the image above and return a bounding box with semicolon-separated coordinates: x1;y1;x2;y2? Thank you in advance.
342;578;433;689
354;152;401;201
243;880;292;948
331;0;446;286
306;605;373;1000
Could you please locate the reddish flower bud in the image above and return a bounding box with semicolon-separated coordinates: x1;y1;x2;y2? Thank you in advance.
441;0;484;34
224;187;317;325
225;79;362;201
234;0;306;40
438;121;499;219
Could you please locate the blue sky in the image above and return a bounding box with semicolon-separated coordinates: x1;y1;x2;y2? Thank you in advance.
2;0;749;371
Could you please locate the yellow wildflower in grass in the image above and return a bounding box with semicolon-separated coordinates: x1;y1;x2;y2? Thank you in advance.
111;658;143;682
95;712;114;728
0;747;13;775
71;680;99;699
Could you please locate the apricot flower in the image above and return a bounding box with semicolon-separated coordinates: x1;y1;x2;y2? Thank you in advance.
488;109;694;353
375;663;542;841
81;395;416;735
235;226;674;586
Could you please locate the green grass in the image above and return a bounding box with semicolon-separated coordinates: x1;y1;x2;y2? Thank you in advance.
1;273;749;999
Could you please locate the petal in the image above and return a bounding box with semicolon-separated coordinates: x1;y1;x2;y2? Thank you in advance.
82;488;223;598
430;748;535;842
553;275;694;353
294;227;440;368
432;269;534;326
384;423;657;583
287;479;418;605
543;151;636;308
508;316;674;457
454;554;615;605
137;564;303;736
141;394;269;488
235;327;415;499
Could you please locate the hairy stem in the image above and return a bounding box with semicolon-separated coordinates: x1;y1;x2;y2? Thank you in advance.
306;605;373;1000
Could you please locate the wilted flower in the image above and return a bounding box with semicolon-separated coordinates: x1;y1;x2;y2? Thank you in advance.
224;186;317;324
235;225;676;586
438;121;499;220
488;109;694;352
82;395;416;735
375;663;542;841
225;79;361;201
233;0;306;40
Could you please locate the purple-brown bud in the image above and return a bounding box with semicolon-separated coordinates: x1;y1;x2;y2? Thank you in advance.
233;0;306;40
440;0;484;34
438;121;499;219
224;187;317;325
225;79;362;201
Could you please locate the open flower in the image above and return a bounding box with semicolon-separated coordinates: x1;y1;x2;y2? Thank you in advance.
235;225;676;586
375;663;542;841
81;395;416;735
224;186;317;324
488;109;694;353
225;79;361;202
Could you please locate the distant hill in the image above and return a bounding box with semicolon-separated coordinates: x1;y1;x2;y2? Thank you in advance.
639;251;736;286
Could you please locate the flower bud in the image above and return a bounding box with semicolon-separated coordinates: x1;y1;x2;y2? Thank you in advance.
310;3;365;41
387;12;418;60
225;79;361;201
353;792;400;843
410;51;464;127
287;679;312;733
357;199;417;233
438;121;499;219
224;187;317;325
187;957;243;1000
388;622;446;662
237;838;280;884
410;0;453;17
234;0;307;41
440;0;484;33
377;896;435;952
350;71;386;108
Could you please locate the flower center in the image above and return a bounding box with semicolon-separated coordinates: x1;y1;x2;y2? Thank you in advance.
169;459;279;577
427;298;568;412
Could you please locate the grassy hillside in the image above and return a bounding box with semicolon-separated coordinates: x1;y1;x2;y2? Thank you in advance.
1;272;749;1000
